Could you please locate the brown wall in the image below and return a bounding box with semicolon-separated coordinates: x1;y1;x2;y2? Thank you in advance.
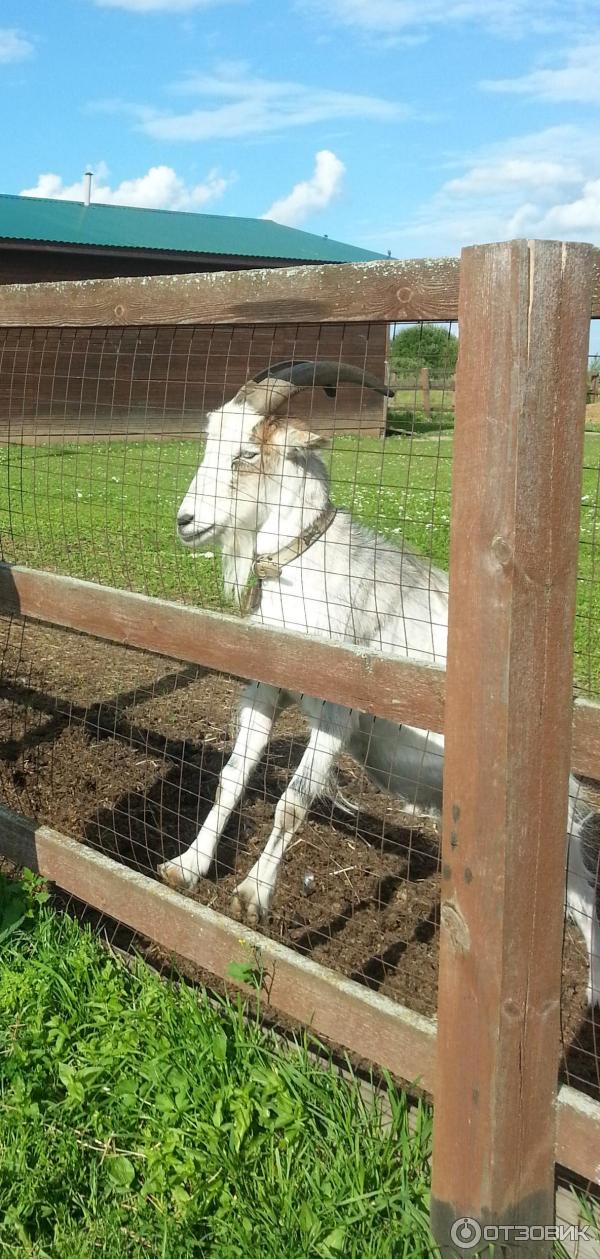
0;246;389;439
0;323;389;442
0;245;290;286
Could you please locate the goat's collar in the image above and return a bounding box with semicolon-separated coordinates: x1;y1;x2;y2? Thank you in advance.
240;504;337;616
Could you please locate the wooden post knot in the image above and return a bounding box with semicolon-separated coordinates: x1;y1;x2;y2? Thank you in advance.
440;902;471;954
395;286;414;309
491;536;512;567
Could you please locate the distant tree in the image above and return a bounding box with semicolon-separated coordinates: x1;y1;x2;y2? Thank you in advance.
390;324;458;378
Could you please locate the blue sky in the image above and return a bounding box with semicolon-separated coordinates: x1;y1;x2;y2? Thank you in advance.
2;0;600;259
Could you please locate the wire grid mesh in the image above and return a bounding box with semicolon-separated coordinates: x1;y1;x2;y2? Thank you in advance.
575;339;600;701
0;318;451;1024
0;314;597;1101
564;330;600;1102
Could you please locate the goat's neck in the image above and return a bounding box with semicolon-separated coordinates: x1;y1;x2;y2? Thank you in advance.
221;457;331;605
256;460;331;556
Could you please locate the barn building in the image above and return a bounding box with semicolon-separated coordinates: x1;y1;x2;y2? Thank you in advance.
0;194;389;441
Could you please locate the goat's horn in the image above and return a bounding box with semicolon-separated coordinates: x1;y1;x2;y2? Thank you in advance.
272;360;395;398
235;359;394;412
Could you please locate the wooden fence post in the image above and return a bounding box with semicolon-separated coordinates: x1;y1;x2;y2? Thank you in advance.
430;239;594;1255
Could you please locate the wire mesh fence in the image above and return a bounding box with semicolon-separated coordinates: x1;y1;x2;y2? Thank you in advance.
0;244;599;1225
575;341;600;702
0;318;598;1050
0;319;454;1025
0;320;451;604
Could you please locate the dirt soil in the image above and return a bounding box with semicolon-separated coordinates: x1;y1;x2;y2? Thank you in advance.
0;616;598;1098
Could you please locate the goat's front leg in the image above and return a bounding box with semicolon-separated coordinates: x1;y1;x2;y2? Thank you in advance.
232;708;350;926
158;682;285;893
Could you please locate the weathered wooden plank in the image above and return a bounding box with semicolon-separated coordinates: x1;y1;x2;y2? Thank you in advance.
0;250;596;329
2;564;600;778
555;1087;600;1187
0;564;446;731
572;698;600;780
0;806;436;1092
0;804;597;1185
591;248;600;317
0;258;461;326
431;239;594;1254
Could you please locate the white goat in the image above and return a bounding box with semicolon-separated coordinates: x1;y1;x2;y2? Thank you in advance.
158;359;600;1007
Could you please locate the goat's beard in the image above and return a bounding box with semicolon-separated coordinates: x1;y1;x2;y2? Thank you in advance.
220;523;256;607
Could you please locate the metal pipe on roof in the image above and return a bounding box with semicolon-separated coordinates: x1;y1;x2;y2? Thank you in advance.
83;171;93;207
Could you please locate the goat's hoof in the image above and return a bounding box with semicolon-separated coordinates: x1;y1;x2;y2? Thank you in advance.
231;885;267;927
158;860;198;894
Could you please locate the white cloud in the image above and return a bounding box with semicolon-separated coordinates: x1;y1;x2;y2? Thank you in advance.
298;0;591;38
0;28;33;63
137;65;405;142
443;158;582;198
370;126;600;256
20;163;232;211
483;41;600;103
536;181;600;234
262;150;345;227
94;0;235;11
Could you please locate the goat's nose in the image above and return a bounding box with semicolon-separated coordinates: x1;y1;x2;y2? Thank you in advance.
177;511;194;528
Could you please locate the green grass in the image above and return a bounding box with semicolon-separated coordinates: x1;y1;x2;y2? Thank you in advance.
1;432;600;692
0;438;219;606
385;410;455;437
0;435;453;605
391;390;453;411
0;873;435;1258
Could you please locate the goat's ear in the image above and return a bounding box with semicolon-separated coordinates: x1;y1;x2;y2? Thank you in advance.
282;424;326;452
251;417;326;456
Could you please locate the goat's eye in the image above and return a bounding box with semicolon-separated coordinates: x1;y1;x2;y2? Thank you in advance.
232;448;259;469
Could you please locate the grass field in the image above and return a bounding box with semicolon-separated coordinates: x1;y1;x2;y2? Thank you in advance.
391;389;454;411
0;873;434;1258
1;431;599;693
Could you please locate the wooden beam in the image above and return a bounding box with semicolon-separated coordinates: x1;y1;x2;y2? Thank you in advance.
556;1087;600;1186
0;804;598;1185
572;698;600;780
0;257;460;326
0;563;446;731
0;248;597;328
3;564;600;780
431;239;594;1254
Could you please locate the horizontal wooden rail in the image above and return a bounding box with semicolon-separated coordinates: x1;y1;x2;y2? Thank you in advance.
0;564;446;731
0;805;598;1184
556;1088;600;1185
0;258;459;326
572;698;600;779
0;249;597;328
2;564;600;779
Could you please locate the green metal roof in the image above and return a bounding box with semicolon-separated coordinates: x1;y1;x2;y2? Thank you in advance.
0;193;385;264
